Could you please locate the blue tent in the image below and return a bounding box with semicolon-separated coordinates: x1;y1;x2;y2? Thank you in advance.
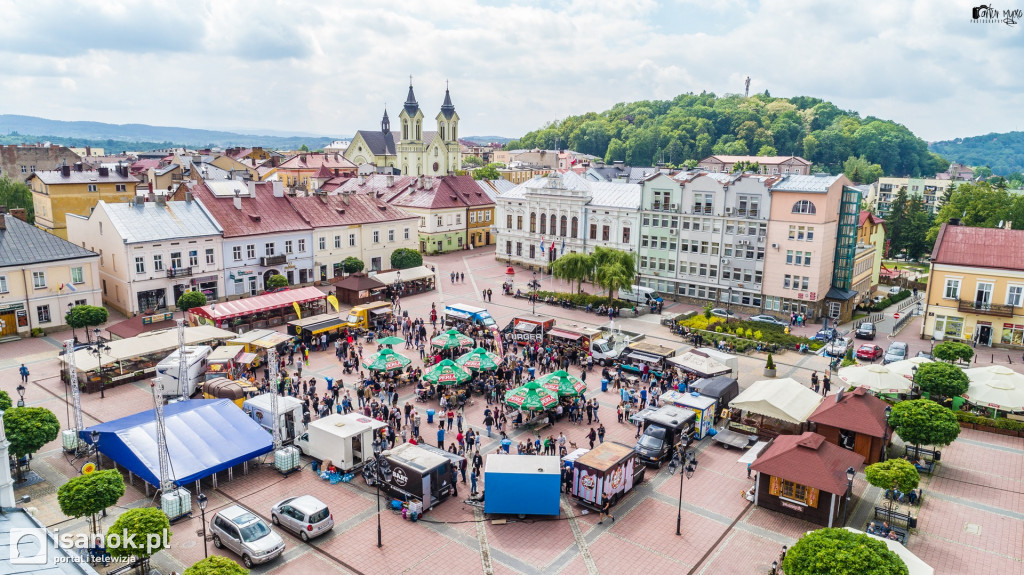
80;399;273;488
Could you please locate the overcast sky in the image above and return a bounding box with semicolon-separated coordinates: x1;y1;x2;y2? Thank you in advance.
0;0;1020;142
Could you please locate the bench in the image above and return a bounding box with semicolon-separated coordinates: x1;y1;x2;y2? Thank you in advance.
874;506;917;529
866;520;908;545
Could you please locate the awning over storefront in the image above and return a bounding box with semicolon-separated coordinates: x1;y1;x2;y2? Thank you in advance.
289;313;346;335
228;329;277;345
373;265;436;284
249;332;292;349
370;307;391;316
191;287;326;321
546;329;583;341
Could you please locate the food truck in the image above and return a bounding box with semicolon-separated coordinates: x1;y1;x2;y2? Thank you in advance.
287;313;347;344
688;376;740;423
570;442;646;507
242;393;305;443
659;390;716;440
367;443;463;510
484;455;561;516
501;316;555;343
295;413;386;472
443;303;497;329
618;341;681;378
546;326;639;366
632;405;696;466
203;345;258;382
155;345;212;398
344;301;393;330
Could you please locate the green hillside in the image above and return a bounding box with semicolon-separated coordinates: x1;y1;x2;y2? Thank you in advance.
506;92;947;177
929;132;1024;175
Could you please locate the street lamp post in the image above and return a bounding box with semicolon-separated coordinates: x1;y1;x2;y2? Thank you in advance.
196;492;209;558
371;439;392;548
841;466;855;526
16;383;26;407
89;329;112;399
881;405;893;462
726;287;733;321
90;430;101;470
911;366;919;399
674;442;699;536
529;272;541;316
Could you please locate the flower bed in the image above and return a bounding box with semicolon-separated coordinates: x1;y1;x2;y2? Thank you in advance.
679;315;821;351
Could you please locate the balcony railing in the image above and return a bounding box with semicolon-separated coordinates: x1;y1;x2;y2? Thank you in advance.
958;299;1015;317
166;266;193;279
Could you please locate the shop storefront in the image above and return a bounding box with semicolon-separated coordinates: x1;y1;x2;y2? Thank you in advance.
188;286;327;330
0;302;28;337
137;288;168;313
1001;323;1024;346
192;275;219;301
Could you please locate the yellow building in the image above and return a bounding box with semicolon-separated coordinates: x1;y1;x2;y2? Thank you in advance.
276;153;357;193
208;155;261;180
857;211;886;288
923;223;1024;347
28;164;138;239
0;210;101;337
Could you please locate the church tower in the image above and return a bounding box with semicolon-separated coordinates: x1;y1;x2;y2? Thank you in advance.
433;83;462;176
398;78;426;175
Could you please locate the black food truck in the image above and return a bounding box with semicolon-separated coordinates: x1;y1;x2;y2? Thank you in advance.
363;442;465;510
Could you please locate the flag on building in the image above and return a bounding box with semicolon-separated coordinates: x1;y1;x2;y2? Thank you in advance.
65;282;77;292
539;236;545;254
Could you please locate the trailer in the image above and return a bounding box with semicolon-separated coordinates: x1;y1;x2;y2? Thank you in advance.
571;441;645;507
295;413;386;472
155;345;212;397
242;393;305;443
688;375;740;423
484;455;561;516
659;391;717;440
618;341;681;378
502;316;554;343
369;443;463;510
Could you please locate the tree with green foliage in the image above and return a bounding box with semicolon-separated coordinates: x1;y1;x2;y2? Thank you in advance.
184;556;250;575
783;528;908;575
865;459;920;517
106;507;171;568
462;155;483;167
843;155;885;184
551;252;595;293
927;181;1024;244
4;407;61;481
176;291;207;314
58;469;126;534
0;176;35;223
65;305;108;340
888;399;960;453
0;390;11;411
266;274;288;289
604;138;626;163
932;341;974;364
885;187;909;257
298;144;310;152
471;163;501;180
901;196;933;260
390;248;423;270
341;257;364;274
592;247;636;303
756;145;778;157
914;362;969;401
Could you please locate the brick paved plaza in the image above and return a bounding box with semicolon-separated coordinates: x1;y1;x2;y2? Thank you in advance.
3;246;1023;574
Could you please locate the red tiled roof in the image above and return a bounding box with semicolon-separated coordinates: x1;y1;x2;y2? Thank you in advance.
130;158;162;172
314;165;333;179
751;432;864;494
807;387;890;438
187;180;311;238
278;153;356;171
931;223;1024;271
387;175;492;210
288;193;417;228
443;175;494;207
858;211;885;227
333;175;416;199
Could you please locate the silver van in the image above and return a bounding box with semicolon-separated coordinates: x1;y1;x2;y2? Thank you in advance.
210;505;285;568
270;495;334;541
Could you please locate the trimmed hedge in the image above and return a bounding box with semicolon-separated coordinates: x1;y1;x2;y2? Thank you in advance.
955;410;1024;431
680;316;820;351
865;289;912;312
531;290;633;309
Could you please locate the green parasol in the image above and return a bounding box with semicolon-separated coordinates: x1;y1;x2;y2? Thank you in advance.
456;347;501;371
431;329;474;350
422;359;472;386
377;336;405;345
535;370;587;397
362;348;412;372
504;381;558;411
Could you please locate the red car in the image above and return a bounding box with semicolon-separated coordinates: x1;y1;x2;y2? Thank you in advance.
856;344;884;361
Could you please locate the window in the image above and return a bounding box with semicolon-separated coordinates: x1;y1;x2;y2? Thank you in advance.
388;229;395;242
188;250;198;266
516;215;523;230
404;228;410;240
506;214;513;229
319;237;326;251
205;248;215;265
439;216;445;227
87;184;98;192
265;243;275;256
944;278;961;299
602;225;610;242
792;200;816;215
784;274;791;289
933;315;964;338
471;212;477;224
779;479;814;506
622;228;631;244
233;246;242;261
529;212;536;233
285;240;293;254
529;244;536;259
115;184;126;192
0;275;8;293
1008;285;1023;308
373;230;380;243
135;257;145;274
786;250;793;265
349;233;357;247
297;239;305;253
560;216;567;236
590;223;597;240
37;304;51;324
539;213;547;234
506;240;512;256
515;242;522;256
32;271;46;289
571;217;579;238
246;244;256;259
456;214;462;225
70;267;84;284
485;211;490;222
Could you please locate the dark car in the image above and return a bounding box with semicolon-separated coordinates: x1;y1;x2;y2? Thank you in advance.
855;322;876;340
856;344;884;361
883;342;909;364
812;327;838;342
749;314;789;327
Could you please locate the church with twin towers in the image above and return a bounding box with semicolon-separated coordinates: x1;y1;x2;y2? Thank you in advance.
345;79;462;177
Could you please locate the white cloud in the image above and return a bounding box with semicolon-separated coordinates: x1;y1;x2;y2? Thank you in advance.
0;0;1019;141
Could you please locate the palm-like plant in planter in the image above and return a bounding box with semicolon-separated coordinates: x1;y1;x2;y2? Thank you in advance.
764;353;777;377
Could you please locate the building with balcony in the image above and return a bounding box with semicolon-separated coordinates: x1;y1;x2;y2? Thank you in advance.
697;155;811;176
66;195;223;317
867;176;967;216
28;163;139;239
923;222;1024;347
857;211;886;288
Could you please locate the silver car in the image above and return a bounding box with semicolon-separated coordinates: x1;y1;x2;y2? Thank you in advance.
271;495;334;541
210;505;285;568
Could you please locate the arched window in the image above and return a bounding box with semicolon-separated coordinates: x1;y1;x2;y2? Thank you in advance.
539;213;547;234
792;200;816;215
440;125;446;140
560;215;568;237
550;214;557;236
402;122;408;140
571;216;579;238
530;212;537;233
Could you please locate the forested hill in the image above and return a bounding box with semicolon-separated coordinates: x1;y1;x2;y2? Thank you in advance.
506;93;947;177
929;132;1024;175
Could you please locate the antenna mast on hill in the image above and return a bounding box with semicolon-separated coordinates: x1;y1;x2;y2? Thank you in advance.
745;76;751;98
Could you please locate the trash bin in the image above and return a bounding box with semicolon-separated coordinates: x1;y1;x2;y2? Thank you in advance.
426;409;435;424
601;379;609;392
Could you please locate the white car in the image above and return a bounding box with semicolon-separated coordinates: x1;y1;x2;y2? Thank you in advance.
824;338;850;357
710;308;737;319
210;505;285;568
270;495;334;542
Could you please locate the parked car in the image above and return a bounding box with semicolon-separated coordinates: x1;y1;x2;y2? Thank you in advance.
856;344;884;361
916;351;934;360
812;327;838;342
888;286;903;295
210;505;285;568
855;322;876;340
710;308;737;319
883;342;909;364
270;495;334;542
749;314;788;327
824;338;850;357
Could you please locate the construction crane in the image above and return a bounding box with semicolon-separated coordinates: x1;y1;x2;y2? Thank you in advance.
176;318;189;401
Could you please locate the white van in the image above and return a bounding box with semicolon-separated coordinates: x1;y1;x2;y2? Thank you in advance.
618;285;664;305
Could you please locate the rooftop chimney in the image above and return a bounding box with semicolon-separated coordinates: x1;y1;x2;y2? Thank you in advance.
185;191;193;203
233;190;243;210
272;181;284;197
8;208;27;222
387;174;394;187
0;213;5;231
61;165;71;177
98;167;109;177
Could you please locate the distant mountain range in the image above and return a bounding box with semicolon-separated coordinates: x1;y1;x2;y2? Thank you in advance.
0;114;338;151
463;136;513;145
929;132;1024;175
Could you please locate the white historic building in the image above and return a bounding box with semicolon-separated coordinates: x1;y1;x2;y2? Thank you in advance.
495;171;640;269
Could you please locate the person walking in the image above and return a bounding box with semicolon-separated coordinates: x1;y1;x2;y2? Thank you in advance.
597;423;606;444
588;427;597;449
470;468;478;495
598;499;614;524
437;424;446;448
19;364;29;383
822;374;832;396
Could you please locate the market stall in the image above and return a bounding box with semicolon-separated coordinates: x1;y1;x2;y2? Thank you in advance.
373;265;436;297
287;313;347;345
668;350;732;378
963;365;1024;415
188;286;327;330
728;378;824;440
837;364;912;396
332;274;386;306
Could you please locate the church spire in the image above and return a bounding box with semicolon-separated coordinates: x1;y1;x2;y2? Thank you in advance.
381;106;390;134
440;80;456;120
404;75;420;116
